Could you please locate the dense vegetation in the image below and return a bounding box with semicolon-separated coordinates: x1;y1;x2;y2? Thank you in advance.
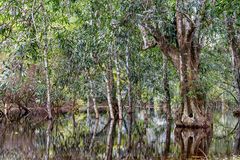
0;0;240;127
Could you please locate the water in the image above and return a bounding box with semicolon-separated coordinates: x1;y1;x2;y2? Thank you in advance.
0;110;239;160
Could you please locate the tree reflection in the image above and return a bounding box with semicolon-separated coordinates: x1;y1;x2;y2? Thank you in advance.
105;120;116;160
89;119;99;152
44;120;53;160
162;119;171;159
117;120;122;158
174;127;212;159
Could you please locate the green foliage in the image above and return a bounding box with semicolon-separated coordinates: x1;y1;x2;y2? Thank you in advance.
0;0;239;110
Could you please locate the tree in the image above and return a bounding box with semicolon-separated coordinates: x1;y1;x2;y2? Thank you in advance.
138;0;212;127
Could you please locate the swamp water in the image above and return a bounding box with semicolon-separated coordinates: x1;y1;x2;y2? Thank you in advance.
0;110;239;160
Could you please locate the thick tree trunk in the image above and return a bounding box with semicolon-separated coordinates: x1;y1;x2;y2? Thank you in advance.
227;16;240;108
173;0;210;127
175;48;209;127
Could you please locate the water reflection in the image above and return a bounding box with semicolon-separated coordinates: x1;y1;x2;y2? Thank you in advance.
0;111;238;159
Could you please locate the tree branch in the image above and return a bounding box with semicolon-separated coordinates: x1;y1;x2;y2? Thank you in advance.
139;23;180;69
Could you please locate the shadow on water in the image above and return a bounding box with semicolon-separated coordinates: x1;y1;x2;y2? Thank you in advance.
0;110;239;159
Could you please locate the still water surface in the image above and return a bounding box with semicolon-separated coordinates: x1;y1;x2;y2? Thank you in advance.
0;110;239;160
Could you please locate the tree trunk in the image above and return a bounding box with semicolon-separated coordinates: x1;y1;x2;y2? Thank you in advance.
125;46;132;114
139;0;211;127
105;58;115;119
162;55;171;120
89;79;99;119
42;1;52;119
114;49;122;120
227;15;240;108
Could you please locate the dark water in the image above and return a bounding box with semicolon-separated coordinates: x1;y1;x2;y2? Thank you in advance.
0;110;239;160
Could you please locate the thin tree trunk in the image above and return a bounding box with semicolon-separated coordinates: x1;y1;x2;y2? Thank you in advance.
125;46;132;114
162;55;171;120
105;53;115;119
42;0;52;119
87;95;90;120
114;49;122;120
105;73;115;119
89;79;99;119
